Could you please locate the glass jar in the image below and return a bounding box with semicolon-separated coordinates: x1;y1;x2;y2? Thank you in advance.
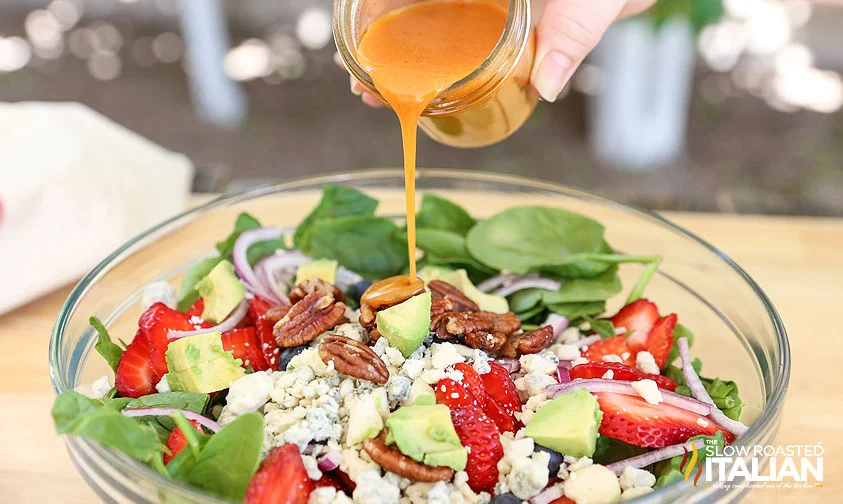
334;0;538;148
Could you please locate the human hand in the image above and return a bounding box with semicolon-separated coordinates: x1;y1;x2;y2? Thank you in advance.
530;0;655;101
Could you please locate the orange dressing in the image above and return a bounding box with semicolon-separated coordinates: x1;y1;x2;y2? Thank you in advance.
357;0;508;286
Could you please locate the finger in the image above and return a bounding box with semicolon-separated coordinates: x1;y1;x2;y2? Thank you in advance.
531;0;627;101
619;0;656;19
350;75;364;96
361;92;385;108
334;51;347;71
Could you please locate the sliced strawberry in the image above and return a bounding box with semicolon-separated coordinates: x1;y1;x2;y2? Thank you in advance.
646;314;677;370
568;362;679;391
163;420;203;464
452;363;520;434
610;299;659;351
256;315;281;371
314;473;345;492
581;336;636;367
249;296;273;320
139;303;195;377
185;298;204;319
481;361;522;413
549;497;576;504
595;392;735;448
245;444;313;504
436;378;503;494
222;327;269;371
115;331;160;398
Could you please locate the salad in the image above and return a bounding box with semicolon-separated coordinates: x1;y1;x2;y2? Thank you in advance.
53;185;748;504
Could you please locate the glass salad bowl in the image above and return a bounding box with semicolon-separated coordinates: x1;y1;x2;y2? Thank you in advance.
49;169;790;503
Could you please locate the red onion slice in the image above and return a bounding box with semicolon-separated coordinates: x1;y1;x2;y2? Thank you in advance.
557;360;573;369
254;251;312;305
168;299;249;340
547;379;712;416
557;367;571;384
232;227;284;302
542;313;569;339
493;277;562;298
477;273;520;293
495;357;521;374
317;450;343;472
529;483;564;504
605;438;706;475
677;337;749;436
122;407;222;433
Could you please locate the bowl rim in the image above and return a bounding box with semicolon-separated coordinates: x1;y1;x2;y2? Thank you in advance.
49;168;791;502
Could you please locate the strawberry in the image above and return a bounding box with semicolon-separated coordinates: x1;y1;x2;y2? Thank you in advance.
595;392;735;448
115;331;160;398
249;296;273;321
610;299;659;351
256;315;281;371
568;362;679;391
163;420;203;464
185;298;204;319
222;327;269;371
452;363;519;434
480;361;522;413
139;303;195;377
245;444;313;504
646;314;676;370
314;473;345;492
549;497;576;504
435;378;503;494
581;336;636;367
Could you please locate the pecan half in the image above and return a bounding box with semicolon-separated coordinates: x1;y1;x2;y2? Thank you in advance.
499;325;554;358
428;280;479;312
274;291;346;348
289;278;346;304
430;297;456;318
463;331;507;353
318;335;389;384
362;437;454;482
263;305;291;324
432;311;522;354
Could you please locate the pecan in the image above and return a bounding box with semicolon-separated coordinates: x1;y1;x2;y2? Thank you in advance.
363;437;454;482
289;278;346;304
430;297;456;317
432;311;522;354
263;305;291;324
358;303;377;331
499;325;554;358
318;335;389;384
464;331;507;353
274;291;346;348
428;280;479;312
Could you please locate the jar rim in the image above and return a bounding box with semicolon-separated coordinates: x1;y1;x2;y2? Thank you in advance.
333;0;531;110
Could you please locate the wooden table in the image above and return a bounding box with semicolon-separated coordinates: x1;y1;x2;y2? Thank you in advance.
1;210;840;503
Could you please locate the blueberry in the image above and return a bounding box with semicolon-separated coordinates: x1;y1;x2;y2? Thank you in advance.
350;280;373;304
534;444;564;475
490;494;521;504
277;345;307;370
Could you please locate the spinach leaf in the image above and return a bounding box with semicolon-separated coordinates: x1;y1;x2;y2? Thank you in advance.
655;432;727;488
578;316;617;339
308;215;407;280
541;267;622;305
516;305;546;322
185;412;264;500
546;301;606;319
665;360;744;421
415;194;476;235
52;390;163;463
294;184;379;252
414;228;497;280
124;392;209;413
508;288;544;314
216;213;262;257
177;256;221;311
666;323;694;367
246;237;287;266
466;206;608;275
592;436;647;465
90;316;122;372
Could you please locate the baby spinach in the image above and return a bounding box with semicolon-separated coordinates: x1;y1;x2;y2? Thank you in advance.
508;288;544;314
177;257;221;311
546;301;606;319
184;413;264;500
655;432;727;488
216;213;262;257
665;358;744;421
246;237;287;266
541;267;622;305
578;316;617;339
294;184;379;252
466;206;609;275
415;194;476;235
52;390;164;464
308;215;408;280
414;228;496;281
666;323;694;367
90;316;122;372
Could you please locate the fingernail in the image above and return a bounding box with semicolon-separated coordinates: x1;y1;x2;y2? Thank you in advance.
533;51;572;102
350;79;363;96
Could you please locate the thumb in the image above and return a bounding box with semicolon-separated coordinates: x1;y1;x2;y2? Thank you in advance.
531;0;627;101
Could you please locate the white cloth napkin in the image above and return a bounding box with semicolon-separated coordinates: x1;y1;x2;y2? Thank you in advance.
0;102;194;315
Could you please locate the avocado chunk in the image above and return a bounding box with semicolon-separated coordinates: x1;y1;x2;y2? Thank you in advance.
166;331;246;393
345;392;383;446
295;259;338;285
195;260;244;323
525;388;603;458
376;292;431;357
385;399;467;471
418;267;508;314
